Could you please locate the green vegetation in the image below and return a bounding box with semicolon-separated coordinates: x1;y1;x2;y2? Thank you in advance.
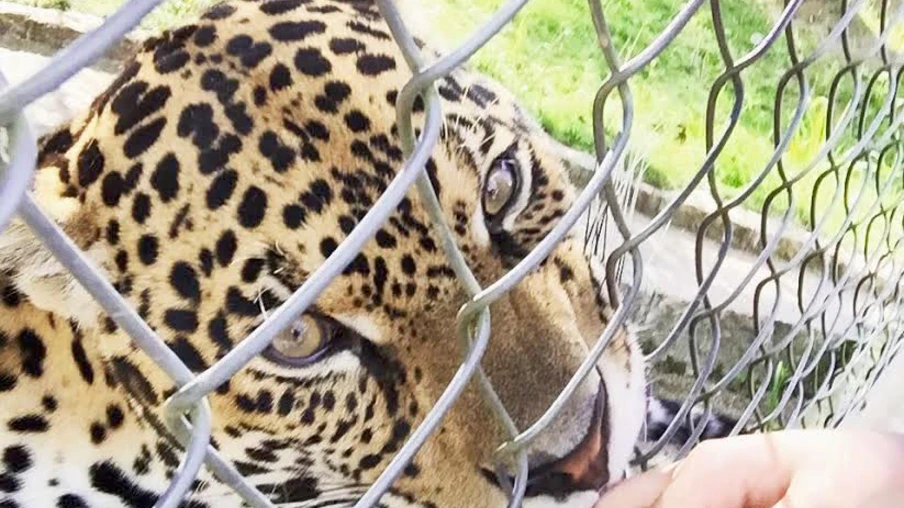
418;0;901;234
724;338;861;431
13;0;902;232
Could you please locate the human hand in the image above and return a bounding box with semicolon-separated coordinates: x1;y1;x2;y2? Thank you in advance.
595;429;904;508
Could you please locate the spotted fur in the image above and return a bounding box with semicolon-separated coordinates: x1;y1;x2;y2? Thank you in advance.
0;1;724;507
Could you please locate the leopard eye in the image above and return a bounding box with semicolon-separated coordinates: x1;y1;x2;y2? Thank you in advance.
263;314;334;367
483;157;518;217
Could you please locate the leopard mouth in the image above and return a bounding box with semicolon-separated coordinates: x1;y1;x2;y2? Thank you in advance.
485;382;611;501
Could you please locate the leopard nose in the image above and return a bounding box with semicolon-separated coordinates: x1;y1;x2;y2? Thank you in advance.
490;384;610;499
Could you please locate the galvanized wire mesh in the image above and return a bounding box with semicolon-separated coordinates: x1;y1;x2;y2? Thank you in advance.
1;0;904;506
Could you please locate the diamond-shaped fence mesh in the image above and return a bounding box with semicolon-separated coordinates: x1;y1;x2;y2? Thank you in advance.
1;0;903;506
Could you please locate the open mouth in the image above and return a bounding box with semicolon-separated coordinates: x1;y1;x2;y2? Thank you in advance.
486;383;611;501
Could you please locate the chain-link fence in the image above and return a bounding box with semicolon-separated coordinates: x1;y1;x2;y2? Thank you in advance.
2;0;904;506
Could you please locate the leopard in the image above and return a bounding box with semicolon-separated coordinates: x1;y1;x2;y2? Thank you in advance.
0;1;736;507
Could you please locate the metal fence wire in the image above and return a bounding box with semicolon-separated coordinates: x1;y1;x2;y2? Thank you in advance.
2;0;904;506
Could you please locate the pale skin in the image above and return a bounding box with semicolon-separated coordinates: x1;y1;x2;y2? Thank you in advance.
595;429;904;508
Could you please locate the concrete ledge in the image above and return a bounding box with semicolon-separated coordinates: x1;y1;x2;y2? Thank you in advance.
566;155;813;265
0;1;147;73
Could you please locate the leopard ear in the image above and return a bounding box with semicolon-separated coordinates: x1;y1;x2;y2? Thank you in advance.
631;396;740;471
0;125;108;328
643;396;740;445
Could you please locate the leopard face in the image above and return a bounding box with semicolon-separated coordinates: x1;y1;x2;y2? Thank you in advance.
0;1;647;507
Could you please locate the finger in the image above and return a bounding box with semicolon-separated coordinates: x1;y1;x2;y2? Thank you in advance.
763;428;904;508
652;436;792;508
594;469;673;508
772;453;904;508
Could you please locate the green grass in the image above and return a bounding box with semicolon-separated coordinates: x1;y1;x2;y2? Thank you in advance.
13;0;901;235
